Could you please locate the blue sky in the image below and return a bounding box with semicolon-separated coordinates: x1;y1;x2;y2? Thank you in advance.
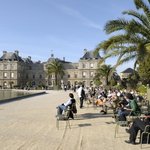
0;0;141;73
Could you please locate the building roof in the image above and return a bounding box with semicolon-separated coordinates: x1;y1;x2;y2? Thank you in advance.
80;50;101;60
0;51;35;64
47;54;70;63
121;68;136;73
22;58;33;64
0;52;23;62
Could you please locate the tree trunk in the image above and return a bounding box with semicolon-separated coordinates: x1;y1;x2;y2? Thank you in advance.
55;73;57;86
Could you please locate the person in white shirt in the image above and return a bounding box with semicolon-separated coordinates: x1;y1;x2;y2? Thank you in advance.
57;93;75;115
77;85;85;108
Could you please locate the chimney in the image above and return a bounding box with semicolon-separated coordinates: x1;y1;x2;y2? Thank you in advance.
28;56;31;60
84;49;87;54
63;57;65;61
3;51;7;55
15;50;19;56
51;54;54;58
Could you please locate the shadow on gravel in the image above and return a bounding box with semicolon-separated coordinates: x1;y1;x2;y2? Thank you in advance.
75;113;113;120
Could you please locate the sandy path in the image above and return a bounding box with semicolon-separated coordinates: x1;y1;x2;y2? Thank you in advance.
0;90;148;150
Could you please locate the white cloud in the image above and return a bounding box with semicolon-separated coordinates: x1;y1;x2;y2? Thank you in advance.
54;3;102;30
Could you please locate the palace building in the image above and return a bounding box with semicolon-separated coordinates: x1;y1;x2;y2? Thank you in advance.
0;49;103;88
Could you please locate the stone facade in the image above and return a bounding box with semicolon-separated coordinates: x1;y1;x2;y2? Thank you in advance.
0;49;103;88
119;68;136;80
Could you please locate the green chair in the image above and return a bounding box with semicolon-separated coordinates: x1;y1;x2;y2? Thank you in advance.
113;109;129;138
140;125;150;149
56;107;71;130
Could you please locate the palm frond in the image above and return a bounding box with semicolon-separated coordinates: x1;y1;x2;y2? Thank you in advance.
104;19;129;34
123;10;150;28
134;0;150;23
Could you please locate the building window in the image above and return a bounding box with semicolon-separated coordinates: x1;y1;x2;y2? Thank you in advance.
67;81;71;85
10;72;14;78
83;72;86;77
82;63;86;68
10;64;14;70
33;75;35;79
74;81;77;85
90;72;94;77
83;81;85;85
39;75;42;79
90;81;93;86
3;64;7;70
4;82;7;87
26;74;28;79
74;73;77;78
48;75;52;79
90;63;94;68
32;81;35;85
3;72;7;78
68;74;70;78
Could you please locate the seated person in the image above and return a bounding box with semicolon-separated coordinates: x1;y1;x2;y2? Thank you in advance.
125;115;150;144
94;93;103;105
119;93;141;121
117;96;130;117
57;93;76;116
100;93;118;115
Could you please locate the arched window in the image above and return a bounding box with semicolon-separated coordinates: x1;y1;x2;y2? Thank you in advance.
68;74;70;78
33;75;35;79
90;81;93;86
3;81;7;87
32;81;35;86
67;81;70;85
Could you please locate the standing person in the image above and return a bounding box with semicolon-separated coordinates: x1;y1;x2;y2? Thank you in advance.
73;85;76;92
64;85;67;91
77;85;85;108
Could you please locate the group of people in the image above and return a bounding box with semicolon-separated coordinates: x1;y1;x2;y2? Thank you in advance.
56;85;150;145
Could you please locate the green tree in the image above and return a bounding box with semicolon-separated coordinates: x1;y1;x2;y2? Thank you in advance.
26;81;31;86
94;0;150;76
93;64;114;85
127;72;140;89
137;54;150;85
93;73;102;86
9;81;14;89
47;61;65;86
